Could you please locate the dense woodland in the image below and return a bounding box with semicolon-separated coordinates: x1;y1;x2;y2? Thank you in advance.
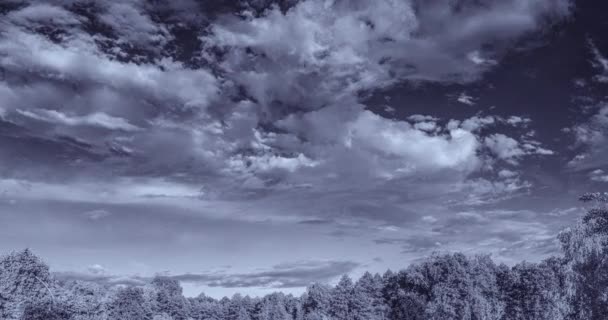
2;193;608;320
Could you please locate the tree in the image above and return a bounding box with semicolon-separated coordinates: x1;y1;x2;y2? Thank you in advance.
253;293;290;320
353;272;385;320
382;270;427;320
467;255;504;320
558;192;608;320
283;294;303;320
150;276;188;320
329;275;353;320
153;313;175;320
20;300;70;320
56;280;107;320
107;287;150;320
188;294;224;320
0;249;54;320
226;294;252;320
302;283;331;320
419;253;472;320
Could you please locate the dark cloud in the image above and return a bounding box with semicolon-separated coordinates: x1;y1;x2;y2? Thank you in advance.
54;260;360;289
297;219;334;225
374;237;441;254
171;260;360;288
54;271;148;287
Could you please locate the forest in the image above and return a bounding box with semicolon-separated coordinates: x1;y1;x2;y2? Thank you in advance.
1;193;607;320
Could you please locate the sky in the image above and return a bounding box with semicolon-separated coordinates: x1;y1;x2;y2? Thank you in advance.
0;0;607;298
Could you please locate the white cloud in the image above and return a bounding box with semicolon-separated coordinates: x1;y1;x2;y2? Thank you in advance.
467;50;497;66
568;105;608;170
83;209;112;221
98;2;171;49
484;133;553;165
457;92;476;106
485;134;525;164
590;169;608;182
273;105;482;184
589;39;608;83
204;0;571;116
460;116;496;131
421;215;438;223
413;121;438;132
17;109;141;131
505;116;532;126
498;169;518;179
7;3;83;26
408;114;438;122
87;264;107;275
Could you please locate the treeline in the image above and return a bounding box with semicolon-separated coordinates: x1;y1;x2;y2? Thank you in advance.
2;193;608;320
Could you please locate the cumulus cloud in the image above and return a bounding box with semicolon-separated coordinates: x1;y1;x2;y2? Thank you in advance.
204;0;572;111
485;134;526;164
0;0;566;192
485;133;553;165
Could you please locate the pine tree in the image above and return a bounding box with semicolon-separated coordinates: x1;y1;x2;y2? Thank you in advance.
302;283;331;320
329;275;353;320
353;272;383;320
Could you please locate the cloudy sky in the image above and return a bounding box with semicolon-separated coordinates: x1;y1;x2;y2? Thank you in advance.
0;0;607;298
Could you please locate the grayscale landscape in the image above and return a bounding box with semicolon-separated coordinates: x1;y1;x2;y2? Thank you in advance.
0;0;607;319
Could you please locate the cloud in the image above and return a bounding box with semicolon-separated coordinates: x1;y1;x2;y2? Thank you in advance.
457;92;476;106
97;2;171;50
87;264;107;275
505;116;532;127
82;209;111;220
421;215;438;223
6;2;83;26
55;260;360;289
16;109;141;131
54;271;147;287
297;219;334;225
467;50;497;66
204;0;572;111
0;0;565;194
373;236;441;254
172;260;360;288
568;105;608;171
589;169;608;182
589;39;608;83
485;134;526;164
484;133;553;165
498;169;519;179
